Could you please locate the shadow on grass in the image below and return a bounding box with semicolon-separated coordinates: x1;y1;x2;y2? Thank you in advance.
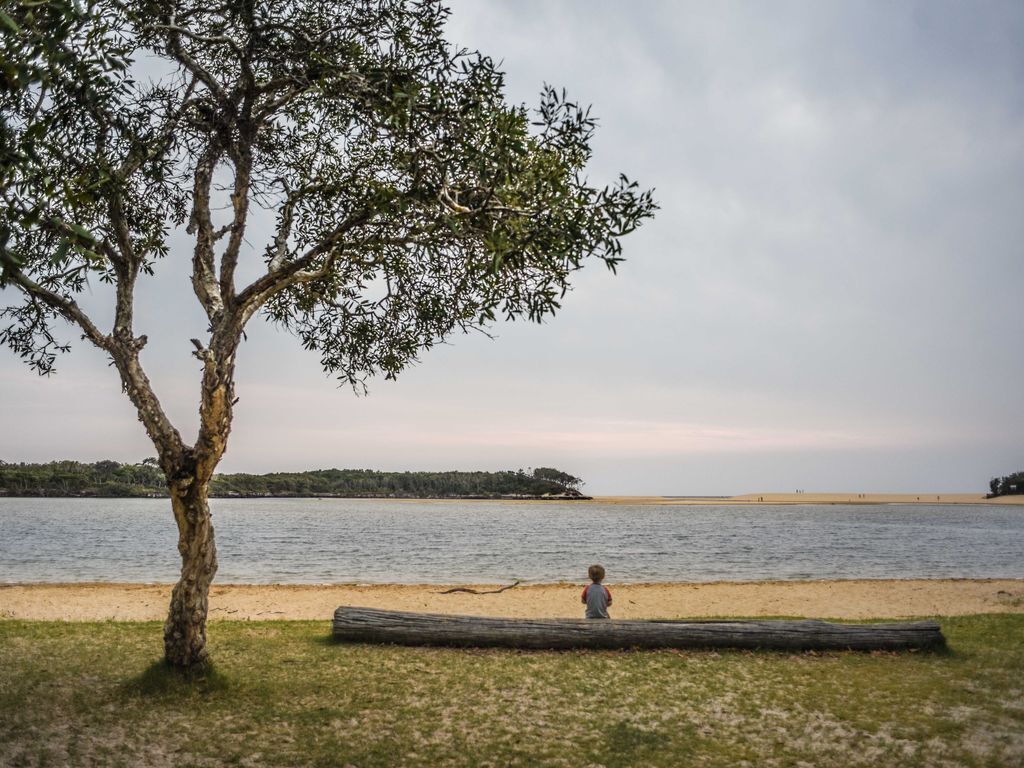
318;628;952;657
603;720;673;766
316;633;346;647
122;659;232;698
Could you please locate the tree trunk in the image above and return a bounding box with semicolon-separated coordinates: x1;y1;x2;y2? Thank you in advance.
164;478;218;671
160;335;238;671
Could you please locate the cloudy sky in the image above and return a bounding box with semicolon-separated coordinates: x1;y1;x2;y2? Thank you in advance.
2;1;1023;494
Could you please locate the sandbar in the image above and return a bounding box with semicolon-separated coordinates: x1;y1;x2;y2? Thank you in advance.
594;493;1024;505
1;579;1021;622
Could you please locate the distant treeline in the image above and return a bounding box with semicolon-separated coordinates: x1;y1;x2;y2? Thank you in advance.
0;460;587;499
988;471;1024;498
0;460;164;497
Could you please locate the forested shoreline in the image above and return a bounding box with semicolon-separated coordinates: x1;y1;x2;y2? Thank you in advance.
0;460;588;500
988;471;1024;498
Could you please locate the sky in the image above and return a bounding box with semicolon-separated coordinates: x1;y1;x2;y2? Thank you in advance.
2;1;1023;495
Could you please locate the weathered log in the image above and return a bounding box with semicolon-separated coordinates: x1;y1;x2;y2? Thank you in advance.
332;606;945;651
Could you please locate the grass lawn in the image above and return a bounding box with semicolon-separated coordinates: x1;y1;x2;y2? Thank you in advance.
1;615;1021;767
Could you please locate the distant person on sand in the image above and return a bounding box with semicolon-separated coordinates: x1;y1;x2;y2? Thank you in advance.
582;564;612;619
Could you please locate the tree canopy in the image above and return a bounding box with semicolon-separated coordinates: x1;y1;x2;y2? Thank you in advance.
1;0;655;385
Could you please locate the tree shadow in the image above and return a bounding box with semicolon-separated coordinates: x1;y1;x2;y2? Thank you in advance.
122;659;231;698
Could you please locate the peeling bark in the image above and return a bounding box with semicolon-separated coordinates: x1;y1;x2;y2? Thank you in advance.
164;476;218;670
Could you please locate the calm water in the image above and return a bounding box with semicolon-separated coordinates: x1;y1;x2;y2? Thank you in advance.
0;497;1022;584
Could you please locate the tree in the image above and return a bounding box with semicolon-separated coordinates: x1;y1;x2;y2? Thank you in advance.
532;466;583;493
0;0;655;670
988;471;1024;498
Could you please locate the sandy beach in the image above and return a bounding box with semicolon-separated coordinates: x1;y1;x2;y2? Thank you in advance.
594;493;1024;505
2;579;1022;622
3;496;1020;622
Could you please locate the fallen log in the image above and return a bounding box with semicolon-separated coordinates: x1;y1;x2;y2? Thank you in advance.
332;606;945;651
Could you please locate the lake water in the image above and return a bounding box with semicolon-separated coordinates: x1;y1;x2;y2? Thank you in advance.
1;497;1022;584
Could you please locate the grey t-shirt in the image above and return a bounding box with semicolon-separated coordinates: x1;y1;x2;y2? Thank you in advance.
582;583;611;619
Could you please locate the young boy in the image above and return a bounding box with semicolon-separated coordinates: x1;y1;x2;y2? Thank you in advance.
581;564;612;619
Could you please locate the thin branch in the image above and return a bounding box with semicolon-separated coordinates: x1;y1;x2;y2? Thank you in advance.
0;254;109;350
439;186;471;214
235;210;373;318
254;83;306;121
8;204;114;269
434;581;522;595
27;83;48;123
149;23;244;56
0;249;184;460
187;146;225;320
117;76;198;179
156;15;228;106
218;107;256;302
268;191;297;273
108;190;138;337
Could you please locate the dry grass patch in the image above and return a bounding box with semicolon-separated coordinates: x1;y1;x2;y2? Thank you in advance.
0;615;1021;767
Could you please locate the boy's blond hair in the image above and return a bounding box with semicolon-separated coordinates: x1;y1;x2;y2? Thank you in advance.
588;564;606;583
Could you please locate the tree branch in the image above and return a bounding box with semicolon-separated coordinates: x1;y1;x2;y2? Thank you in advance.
187;146;225;321
192;325;242;480
235;210;373;320
0;254;186;466
148;23;244;57
218;107;256;303
117;75;198;179
107;341;189;470
267;191;297;273
156;15;228;106
254;82;307;122
107;180;139;338
0;253;110;350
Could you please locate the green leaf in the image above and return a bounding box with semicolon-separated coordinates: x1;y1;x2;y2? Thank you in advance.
0;9;21;34
65;222;96;243
51;240;71;265
74;245;104;263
